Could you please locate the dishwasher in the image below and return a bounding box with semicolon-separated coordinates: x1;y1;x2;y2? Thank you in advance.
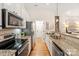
52;42;65;56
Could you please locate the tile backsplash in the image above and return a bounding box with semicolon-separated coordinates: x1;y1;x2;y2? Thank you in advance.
0;29;22;41
0;29;14;36
0;29;15;41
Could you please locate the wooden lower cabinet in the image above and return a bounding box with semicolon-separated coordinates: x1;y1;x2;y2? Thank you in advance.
19;36;31;56
45;34;65;56
45;35;56;56
19;43;29;56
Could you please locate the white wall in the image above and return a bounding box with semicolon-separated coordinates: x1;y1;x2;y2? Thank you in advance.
21;5;31;28
58;3;79;33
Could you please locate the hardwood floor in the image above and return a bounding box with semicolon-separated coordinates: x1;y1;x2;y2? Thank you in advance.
30;37;50;56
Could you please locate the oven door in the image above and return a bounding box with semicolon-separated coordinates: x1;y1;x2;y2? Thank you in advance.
18;43;29;56
16;40;29;56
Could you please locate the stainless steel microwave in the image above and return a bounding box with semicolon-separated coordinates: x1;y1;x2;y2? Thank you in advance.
2;9;23;29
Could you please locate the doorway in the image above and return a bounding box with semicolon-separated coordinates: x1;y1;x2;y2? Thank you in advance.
35;20;45;39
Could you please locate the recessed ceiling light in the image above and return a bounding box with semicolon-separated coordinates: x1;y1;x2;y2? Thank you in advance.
34;4;38;6
6;3;12;5
46;3;50;5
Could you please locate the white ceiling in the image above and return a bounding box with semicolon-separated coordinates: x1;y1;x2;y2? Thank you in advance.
24;3;57;10
23;3;57;19
24;3;79;16
23;3;79;20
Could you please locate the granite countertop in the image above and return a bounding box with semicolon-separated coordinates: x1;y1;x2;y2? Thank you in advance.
21;36;31;39
0;36;31;56
0;35;14;42
61;33;79;39
47;34;79;56
0;35;31;42
0;50;16;56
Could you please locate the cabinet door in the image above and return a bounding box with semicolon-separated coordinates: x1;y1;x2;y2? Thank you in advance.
45;35;52;55
49;39;53;55
45;35;56;56
19;43;29;56
45;35;49;48
28;37;31;55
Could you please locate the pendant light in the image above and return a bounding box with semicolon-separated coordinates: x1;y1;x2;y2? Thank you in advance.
56;3;59;22
56;3;58;16
55;3;59;32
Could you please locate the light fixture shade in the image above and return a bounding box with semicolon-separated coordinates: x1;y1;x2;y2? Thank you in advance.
55;16;59;32
64;23;69;28
56;19;59;22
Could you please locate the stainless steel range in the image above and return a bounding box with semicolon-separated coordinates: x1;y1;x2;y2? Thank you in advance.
0;34;29;56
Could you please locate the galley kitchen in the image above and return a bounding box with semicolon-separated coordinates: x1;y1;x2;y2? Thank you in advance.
0;3;79;56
